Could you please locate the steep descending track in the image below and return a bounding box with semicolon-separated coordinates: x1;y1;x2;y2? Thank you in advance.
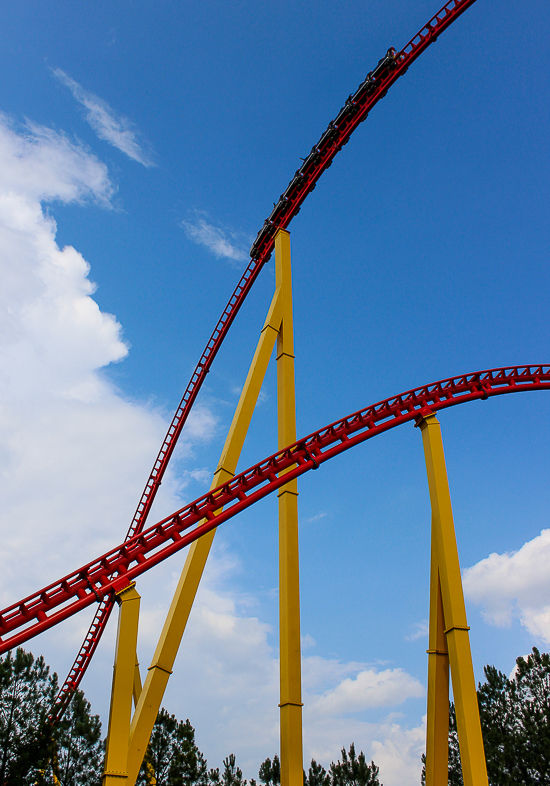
4;366;549;657
53;0;479;718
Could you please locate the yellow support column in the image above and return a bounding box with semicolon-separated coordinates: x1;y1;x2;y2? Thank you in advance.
425;548;449;786
133;656;142;707
103;583;141;785
419;415;488;786
125;286;283;785
275;229;303;786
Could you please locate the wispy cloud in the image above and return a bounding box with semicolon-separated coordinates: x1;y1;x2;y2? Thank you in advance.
51;68;155;167
405;620;429;641
181;211;250;263
306;511;329;524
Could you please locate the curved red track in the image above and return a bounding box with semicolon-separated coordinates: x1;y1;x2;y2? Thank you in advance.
51;0;479;717
3;365;549;659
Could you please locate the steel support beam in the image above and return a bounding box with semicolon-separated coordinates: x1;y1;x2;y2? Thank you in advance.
103;583;141;785
419;414;488;786
425;550;450;786
275;229;303;786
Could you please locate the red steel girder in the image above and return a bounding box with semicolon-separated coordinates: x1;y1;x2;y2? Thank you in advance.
4;365;549;658
53;0;479;718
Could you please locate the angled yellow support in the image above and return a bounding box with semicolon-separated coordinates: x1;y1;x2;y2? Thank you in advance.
124;283;284;785
425;549;449;786
275;229;303;786
103;583;141;785
133;656;142;707
419;414;488;786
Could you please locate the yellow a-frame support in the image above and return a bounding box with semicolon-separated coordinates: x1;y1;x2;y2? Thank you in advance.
419;414;488;786
102;230;303;786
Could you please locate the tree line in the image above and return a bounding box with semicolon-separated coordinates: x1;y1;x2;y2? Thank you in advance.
0;647;548;785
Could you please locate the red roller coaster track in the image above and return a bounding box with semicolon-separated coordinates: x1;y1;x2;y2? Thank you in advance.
48;0;479;718
3;366;549;660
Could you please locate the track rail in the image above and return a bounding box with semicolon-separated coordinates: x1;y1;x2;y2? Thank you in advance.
52;0;479;718
4;365;549;657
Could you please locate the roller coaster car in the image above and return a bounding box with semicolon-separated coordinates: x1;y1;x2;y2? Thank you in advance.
250;220;276;259
249;47;399;260
371;47;398;79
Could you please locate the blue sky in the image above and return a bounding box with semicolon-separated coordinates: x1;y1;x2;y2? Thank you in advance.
0;0;549;783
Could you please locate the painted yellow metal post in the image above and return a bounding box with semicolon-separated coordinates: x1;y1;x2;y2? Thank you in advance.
124;286;283;785
133;657;142;707
425;549;450;786
419;414;488;786
275;229;304;786
103;583;141;785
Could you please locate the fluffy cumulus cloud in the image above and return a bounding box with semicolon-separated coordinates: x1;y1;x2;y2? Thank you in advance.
309;667;424;716
181;211;250;263
52;68;155;167
0;115;210;606
463;528;550;642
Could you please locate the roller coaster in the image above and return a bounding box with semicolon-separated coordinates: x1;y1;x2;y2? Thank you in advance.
1;1;544;784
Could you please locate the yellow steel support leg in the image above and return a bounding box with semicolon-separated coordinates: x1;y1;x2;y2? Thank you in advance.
103;583;141;785
425;549;449;786
419;415;488;786
275;229;303;786
125;286;284;785
133;656;142;707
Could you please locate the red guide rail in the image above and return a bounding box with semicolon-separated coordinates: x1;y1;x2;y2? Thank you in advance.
5;366;549;658
52;0;479;719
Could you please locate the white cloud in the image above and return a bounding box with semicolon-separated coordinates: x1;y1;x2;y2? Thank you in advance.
463;528;550;642
306;511;329;523
0;113;113;207
0;114;211;605
310;667;424;716
181;212;249;262
52;68;155;167
370;720;426;785
406;620;429;641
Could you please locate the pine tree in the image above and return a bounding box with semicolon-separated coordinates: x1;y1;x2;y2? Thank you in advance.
209;767;221;785
512;648;550;783
329;743;380;786
221;753;246;786
259;755;280;786
53;688;102;786
139;709;209;786
305;759;330;786
0;648;58;785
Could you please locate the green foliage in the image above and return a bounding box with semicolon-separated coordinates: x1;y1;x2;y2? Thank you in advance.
329;744;380;786
477;647;550;785
0;648;58;785
54;688;102;786
221;753;246;786
259;755;280;786
305;759;330;786
421;647;550;785
139;709;209;786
